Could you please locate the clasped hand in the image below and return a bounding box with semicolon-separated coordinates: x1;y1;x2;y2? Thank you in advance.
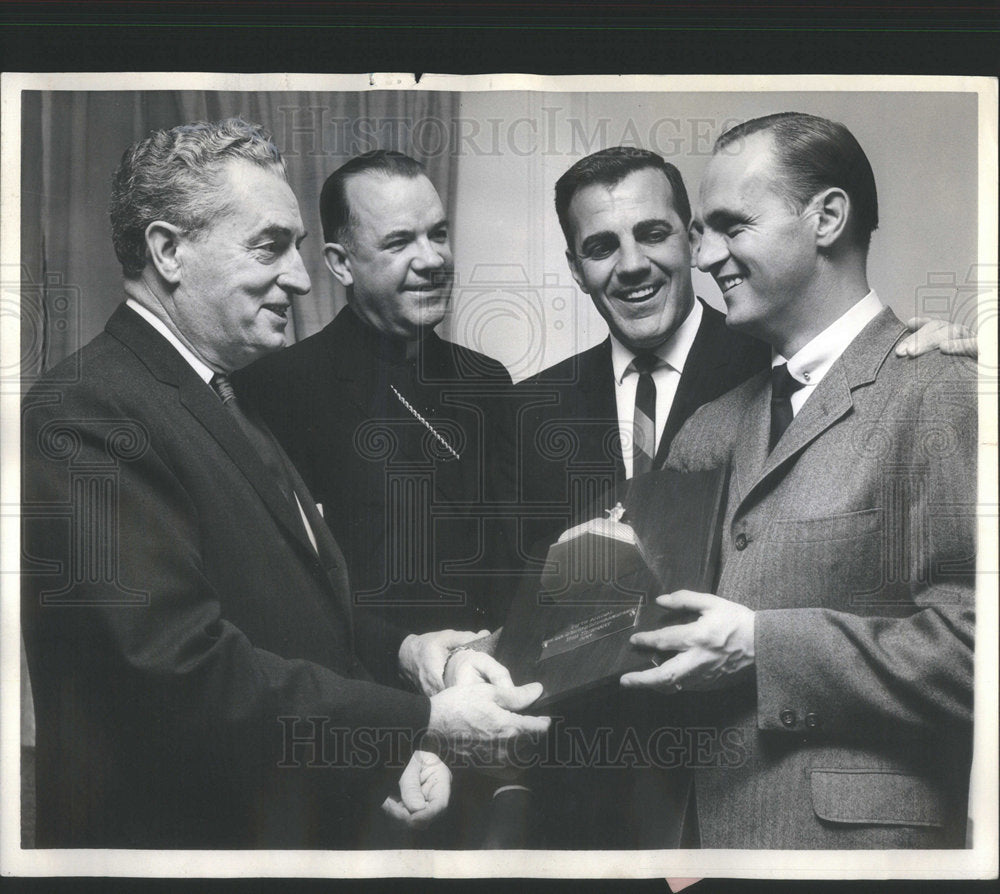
620;590;755;693
381;750;452;830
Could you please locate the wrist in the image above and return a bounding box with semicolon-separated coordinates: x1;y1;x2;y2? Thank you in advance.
441;643;476;687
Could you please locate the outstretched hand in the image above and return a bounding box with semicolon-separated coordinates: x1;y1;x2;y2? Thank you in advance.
621;590;755;693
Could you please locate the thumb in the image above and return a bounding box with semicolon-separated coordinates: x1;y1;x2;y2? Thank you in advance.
656;590;717;612
494;681;544;712
398;760;427;813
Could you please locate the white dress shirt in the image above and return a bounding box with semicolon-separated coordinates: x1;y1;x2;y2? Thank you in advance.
611;298;703;479
126;298;318;552
773;290;883;417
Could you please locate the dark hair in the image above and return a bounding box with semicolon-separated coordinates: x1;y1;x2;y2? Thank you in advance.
110;118;286;278
554;147;692;251
319;150;427;244
714;112;879;250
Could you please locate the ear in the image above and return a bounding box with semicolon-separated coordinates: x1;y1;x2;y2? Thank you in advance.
145;221;186;284
687;219;703;268
812;187;850;249
323;242;353;288
565;249;587;293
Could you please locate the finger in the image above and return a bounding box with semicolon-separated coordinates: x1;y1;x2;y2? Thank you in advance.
940;336;978;358
381;797;414;824
493;681;543;712
398;759;427;813
903;315;934;331
630;621;695;653
621;649;702;691
468;654;514;687
655;590;717;612
897;319;955;357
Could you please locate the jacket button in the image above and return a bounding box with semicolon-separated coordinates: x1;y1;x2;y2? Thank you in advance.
735;533;748;551
805;712;821;729
779;709;797;728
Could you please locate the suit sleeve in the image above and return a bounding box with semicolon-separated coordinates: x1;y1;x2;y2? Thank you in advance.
22;388;431;792
752;372;976;736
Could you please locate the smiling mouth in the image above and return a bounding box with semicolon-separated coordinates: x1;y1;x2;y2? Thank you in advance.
717;275;745;294
613;283;661;303
263;303;290;319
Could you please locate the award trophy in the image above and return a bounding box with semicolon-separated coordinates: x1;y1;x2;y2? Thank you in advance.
495;466;729;709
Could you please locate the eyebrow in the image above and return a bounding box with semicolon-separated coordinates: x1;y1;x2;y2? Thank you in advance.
703;209;749;229
378;218;449;247
252;224;307;243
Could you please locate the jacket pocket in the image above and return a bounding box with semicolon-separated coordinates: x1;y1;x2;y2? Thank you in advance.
810;768;944;827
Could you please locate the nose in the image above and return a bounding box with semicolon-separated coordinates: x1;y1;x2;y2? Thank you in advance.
278;247;312;295
696;228;728;273
412;236;449;272
614;237;651;281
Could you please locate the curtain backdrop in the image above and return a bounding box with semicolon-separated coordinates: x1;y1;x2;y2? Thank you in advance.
20;89;459;375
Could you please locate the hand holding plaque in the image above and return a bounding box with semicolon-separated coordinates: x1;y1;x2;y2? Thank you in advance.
494;467;729;709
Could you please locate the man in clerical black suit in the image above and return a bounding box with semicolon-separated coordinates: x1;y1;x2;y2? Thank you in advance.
21;120;547;849
238;151;513;640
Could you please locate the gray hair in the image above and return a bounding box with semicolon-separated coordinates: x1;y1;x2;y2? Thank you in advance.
110;117;286;277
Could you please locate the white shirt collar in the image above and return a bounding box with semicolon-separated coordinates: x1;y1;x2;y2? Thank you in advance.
126;298;216;384
610;298;703;384
773;290;883;385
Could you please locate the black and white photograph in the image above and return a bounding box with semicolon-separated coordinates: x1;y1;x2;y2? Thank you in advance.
1;72;996;880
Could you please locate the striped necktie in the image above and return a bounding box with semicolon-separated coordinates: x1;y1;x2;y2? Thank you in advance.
630;352;659;477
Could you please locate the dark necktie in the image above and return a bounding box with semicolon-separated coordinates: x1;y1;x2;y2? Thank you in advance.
210;372;301;513
768;363;807;452
630;352;659;477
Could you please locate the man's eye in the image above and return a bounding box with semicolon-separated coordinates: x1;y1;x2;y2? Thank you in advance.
431;229;449;243
583;243;616;261
640;228;670;243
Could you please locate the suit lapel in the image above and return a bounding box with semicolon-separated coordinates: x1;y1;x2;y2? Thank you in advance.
107;305;320;561
735;307;905;510
657;302;726;466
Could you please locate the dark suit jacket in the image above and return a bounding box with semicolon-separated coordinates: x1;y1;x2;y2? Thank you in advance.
667;308;976;848
500;299;769;563
237;306;514;637
21;304;430;849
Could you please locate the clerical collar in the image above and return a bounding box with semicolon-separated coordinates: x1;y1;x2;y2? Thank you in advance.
340;304;430;364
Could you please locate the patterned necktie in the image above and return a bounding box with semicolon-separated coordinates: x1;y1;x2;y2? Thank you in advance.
630;352;659;477
210;372;299;507
768;363;807;452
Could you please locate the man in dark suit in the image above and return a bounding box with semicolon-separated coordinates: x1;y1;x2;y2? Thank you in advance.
20;119;548;849
503;148;770;562
238;151;514;640
624;113;976;848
